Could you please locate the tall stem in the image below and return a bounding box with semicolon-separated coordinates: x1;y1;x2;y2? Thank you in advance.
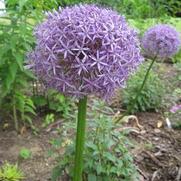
13;97;18;132
73;96;87;181
115;57;157;123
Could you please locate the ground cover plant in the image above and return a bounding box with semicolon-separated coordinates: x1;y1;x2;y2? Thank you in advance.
0;162;24;181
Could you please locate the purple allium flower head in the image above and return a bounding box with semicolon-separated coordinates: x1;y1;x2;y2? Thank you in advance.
142;24;181;58
29;4;143;99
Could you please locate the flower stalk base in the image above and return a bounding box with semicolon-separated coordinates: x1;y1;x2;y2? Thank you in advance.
73;96;87;181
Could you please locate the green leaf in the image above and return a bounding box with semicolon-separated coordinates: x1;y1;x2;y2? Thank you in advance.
88;174;97;181
103;152;116;162
51;166;62;181
4;62;18;92
23;70;37;80
16;95;25;113
19;0;29;11
14;52;24;71
32;95;47;107
23;115;33;124
86;142;97;151
0;46;10;65
96;163;102;175
24;106;36;115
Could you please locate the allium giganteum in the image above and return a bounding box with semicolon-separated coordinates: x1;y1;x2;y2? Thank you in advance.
29;4;143;99
142;24;181;58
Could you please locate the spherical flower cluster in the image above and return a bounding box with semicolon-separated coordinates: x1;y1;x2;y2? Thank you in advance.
29;4;143;99
142;24;181;58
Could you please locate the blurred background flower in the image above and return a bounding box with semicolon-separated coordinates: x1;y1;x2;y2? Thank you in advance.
170;104;181;113
142;24;180;58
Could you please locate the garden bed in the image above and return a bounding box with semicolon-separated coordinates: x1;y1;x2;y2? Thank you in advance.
1;62;181;181
0;111;181;181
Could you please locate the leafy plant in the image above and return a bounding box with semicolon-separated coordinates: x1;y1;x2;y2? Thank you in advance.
51;100;138;181
0;162;24;181
0;0;42;131
47;89;71;116
19;148;32;159
42;113;55;128
56;0;172;19
122;62;165;113
154;0;181;17
32;88;71;118
173;50;181;63
6;0;59;11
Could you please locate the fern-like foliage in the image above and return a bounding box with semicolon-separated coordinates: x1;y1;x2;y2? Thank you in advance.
0;0;43;131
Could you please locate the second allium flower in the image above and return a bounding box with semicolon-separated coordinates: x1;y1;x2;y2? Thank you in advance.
142;24;180;58
29;4;143;99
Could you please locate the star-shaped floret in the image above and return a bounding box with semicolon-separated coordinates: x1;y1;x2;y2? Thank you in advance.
72;56;89;75
90;51;108;71
54;74;75;92
72;41;89;57
57;39;74;59
77;25;95;41
103;36;121;50
83;77;101;89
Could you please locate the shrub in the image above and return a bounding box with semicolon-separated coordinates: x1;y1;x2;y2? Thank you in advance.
122;63;165;113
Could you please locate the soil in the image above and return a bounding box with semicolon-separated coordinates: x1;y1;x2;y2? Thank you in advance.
0;127;57;181
0;112;180;181
129;112;181;181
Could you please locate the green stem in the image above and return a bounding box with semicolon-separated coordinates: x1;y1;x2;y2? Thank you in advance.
13;97;19;132
115;56;157;123
73;96;87;181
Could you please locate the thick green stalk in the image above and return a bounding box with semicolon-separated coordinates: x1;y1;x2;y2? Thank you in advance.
115;57;157;123
73;96;87;181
